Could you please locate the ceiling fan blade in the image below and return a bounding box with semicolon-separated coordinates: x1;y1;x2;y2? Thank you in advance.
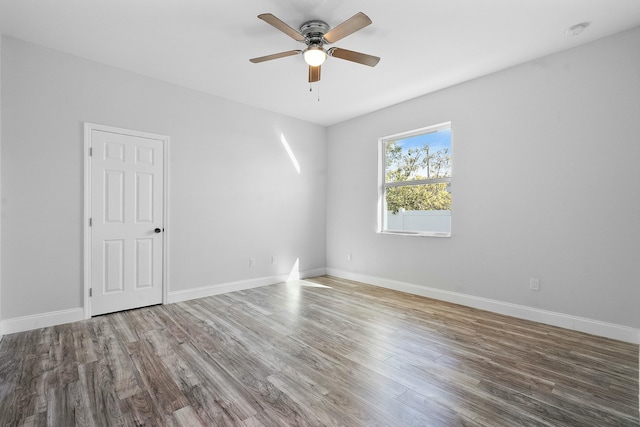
250;50;302;63
308;65;321;83
328;47;380;67
258;13;305;42
323;12;372;44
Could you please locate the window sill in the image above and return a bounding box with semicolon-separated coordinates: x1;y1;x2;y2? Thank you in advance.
379;230;451;238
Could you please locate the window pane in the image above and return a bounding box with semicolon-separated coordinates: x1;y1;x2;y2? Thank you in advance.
385;128;451;183
385;182;451;212
379;122;452;236
384;183;451;234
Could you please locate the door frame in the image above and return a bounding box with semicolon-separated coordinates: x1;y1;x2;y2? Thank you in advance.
83;122;170;319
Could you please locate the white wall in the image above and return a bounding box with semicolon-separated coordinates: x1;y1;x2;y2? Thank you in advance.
327;27;640;330
1;37;326;320
2;27;639;340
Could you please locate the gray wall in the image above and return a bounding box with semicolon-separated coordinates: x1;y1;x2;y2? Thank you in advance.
2;27;639;332
326;27;640;329
1;37;326;319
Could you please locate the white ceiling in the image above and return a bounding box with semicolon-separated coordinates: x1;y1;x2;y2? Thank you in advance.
1;0;639;126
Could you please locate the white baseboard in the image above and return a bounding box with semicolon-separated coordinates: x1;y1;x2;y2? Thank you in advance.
0;269;327;336
326;268;640;344
2;308;85;335
167;268;327;304
6;267;634;345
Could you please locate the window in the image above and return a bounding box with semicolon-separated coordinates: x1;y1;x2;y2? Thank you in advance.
379;122;452;236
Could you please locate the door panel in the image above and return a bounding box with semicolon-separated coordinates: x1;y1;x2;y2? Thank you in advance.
135;173;154;223
90;129;164;316
104;239;125;293
135;238;154;289
104;170;124;223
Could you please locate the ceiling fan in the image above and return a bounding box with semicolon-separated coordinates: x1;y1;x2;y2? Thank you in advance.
250;12;380;83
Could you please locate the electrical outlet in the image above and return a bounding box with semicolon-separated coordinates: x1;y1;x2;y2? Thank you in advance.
249;257;256;267
529;278;540;291
271;256;278;265
347;253;352;261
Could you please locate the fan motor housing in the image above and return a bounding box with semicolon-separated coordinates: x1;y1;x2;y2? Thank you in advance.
300;20;330;45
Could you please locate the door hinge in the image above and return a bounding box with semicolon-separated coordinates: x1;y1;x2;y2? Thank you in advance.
89;147;93;157
89;218;92;227
89;288;93;297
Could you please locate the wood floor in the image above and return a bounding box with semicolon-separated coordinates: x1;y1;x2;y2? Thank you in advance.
0;276;638;426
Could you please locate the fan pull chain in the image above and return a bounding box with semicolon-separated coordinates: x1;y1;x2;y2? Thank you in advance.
308;82;320;101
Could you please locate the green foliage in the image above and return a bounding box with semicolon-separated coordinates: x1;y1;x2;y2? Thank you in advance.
386;183;451;214
385;140;451;214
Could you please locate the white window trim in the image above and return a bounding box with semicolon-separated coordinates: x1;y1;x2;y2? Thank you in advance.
378;122;452;237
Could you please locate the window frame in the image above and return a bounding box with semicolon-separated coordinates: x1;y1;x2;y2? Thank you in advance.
378;122;452;237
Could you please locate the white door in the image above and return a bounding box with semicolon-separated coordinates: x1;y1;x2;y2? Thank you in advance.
89;128;165;316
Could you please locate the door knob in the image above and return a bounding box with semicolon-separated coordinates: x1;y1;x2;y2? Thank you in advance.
154;228;162;233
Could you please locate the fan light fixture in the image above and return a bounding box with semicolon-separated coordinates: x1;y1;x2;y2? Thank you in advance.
303;46;327;66
250;12;380;83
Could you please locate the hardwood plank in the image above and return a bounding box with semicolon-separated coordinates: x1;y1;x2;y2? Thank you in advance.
0;275;637;426
45;385;75;426
174;342;262;420
396;388;480;426
126;339;189;416
72;320;100;365
20;412;47;427
182;383;251;426
120;389;165;426
170;405;206;427
97;317;142;400
76;360;125;425
0;350;25;424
